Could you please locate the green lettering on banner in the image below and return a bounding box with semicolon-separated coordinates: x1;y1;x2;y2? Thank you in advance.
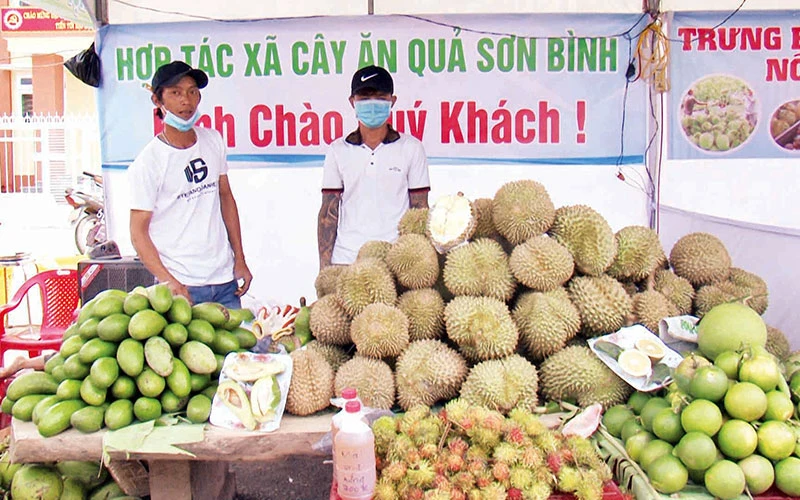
292;41;309;75
548;38;565;71
244;43;262;77
117;47;134;81
264;39;283;76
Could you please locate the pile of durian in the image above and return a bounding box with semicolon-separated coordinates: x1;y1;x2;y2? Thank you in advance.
284;179;784;417
370;402;611;500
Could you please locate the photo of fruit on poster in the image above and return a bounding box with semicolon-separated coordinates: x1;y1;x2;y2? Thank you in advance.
679;75;757;153
769;100;800;151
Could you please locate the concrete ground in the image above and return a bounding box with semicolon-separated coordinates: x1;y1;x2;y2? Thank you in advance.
1;193;335;499
232;458;333;500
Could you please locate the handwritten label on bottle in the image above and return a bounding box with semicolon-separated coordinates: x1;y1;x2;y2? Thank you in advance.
336;448;374;496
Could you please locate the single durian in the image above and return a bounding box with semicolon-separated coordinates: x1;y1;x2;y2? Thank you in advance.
308;294;351;345
567;275;633;337
765;325;791;361
669;232;731;286
459;354;539;414
334;356;395;409
728;267;768;314
314;265;344;298
350;303;410;358
539;346;632;409
285;349;334;416
512;288;580;360
335;258;397;317
397;288;445;341
693;280;753;318
509;235;574;292
444;296;519;362
607;226;667;282
548;205;617;276
395;340;468;410
428;192;476;252
385;234;440;289
398;207;429;236
654;269;695;314
492;180;555;245
356;240;392;263
472;197;499;239
443;238;516;302
632;290;679;333
305;340;352;374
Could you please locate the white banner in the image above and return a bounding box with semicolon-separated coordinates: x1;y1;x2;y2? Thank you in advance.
97;13;647;167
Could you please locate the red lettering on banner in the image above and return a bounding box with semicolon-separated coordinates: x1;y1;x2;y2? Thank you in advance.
792;27;800;50
440;100;561;145
678;26;782;51
766;56;800;82
250;105;273;147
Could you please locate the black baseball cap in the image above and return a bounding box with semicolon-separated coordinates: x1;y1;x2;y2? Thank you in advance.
351;65;393;96
151;61;208;91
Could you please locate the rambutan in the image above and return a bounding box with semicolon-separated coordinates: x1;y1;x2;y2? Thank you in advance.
374;477;399;500
505;424;526;445
510;466;535;490
447;436;469;457
452;471;476;492
525;481;554;500
479;483;508;500
407;460;436;488
556;466;581;493
493;442;521;465
546;452;562;474
474;471;493;488
381;461;407;482
420;442;439;459
447;453;465;473
492;461;511;482
507;487;524;500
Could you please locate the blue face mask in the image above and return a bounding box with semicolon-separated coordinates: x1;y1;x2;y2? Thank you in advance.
162;108;200;132
354;99;392;129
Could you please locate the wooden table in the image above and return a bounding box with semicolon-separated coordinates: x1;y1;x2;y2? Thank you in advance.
10;412;333;500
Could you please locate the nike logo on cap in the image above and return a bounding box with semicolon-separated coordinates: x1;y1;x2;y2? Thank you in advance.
360;73;378;82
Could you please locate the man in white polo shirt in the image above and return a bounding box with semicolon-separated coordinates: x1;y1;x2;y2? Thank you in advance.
318;65;430;268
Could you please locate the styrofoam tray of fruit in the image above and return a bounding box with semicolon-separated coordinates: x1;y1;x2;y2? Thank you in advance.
588;325;683;392
209;352;293;433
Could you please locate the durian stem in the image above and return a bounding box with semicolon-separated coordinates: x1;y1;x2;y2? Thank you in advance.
644;270;656;292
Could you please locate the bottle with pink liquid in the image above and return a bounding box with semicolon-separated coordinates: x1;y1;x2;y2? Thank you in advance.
334;401;376;500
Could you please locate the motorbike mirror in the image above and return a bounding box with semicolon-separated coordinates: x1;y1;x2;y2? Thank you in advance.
88;240;121;260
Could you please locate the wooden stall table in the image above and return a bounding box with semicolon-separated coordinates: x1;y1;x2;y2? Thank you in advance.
9;412;333;500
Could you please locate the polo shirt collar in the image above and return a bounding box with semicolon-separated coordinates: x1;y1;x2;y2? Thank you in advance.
345;125;400;146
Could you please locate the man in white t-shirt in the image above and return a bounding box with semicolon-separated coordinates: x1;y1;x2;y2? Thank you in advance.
318;65;430;268
128;61;252;308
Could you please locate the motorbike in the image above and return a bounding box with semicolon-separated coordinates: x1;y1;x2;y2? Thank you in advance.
64;171;106;255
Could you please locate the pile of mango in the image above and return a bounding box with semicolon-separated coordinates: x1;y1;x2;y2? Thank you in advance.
0;285;257;437
0;456;126;500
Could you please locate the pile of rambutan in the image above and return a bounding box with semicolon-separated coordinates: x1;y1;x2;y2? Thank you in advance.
371;400;612;500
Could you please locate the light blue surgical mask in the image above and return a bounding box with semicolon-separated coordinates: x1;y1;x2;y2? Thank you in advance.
162;108;200;132
354;99;392;129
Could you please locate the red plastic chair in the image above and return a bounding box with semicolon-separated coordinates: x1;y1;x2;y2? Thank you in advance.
0;269;79;361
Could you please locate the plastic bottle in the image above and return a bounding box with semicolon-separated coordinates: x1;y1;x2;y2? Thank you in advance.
334;401;376;500
331;387;360;472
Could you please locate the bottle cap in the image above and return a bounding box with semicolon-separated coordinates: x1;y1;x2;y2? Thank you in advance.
341;388;358;400
345;401;361;413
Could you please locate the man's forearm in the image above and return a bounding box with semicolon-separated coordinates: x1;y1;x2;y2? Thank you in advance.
131;231;175;284
221;195;245;262
318;192;340;268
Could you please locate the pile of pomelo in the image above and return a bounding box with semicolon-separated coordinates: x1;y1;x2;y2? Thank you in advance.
603;345;800;499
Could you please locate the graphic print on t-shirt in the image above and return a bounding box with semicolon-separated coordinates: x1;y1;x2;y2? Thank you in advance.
177;157;217;202
184;158;208;183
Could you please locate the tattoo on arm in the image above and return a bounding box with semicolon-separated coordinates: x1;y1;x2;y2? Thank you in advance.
318;191;341;268
409;190;429;209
